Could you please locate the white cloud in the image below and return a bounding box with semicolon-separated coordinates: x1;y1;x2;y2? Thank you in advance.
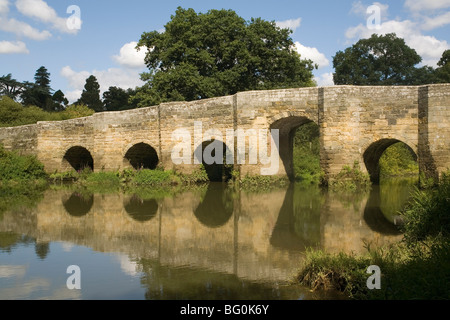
351;1;389;19
0;40;29;54
0;0;9;15
345;19;450;67
112;42;147;69
61;66;145;103
404;0;450;12
294;42;330;68
421;11;450;30
15;0;80;34
276;18;302;32
315;72;335;87
0;16;51;40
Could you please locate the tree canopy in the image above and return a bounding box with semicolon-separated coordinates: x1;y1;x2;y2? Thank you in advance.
333;33;427;86
77;75;104;112
133;7;316;107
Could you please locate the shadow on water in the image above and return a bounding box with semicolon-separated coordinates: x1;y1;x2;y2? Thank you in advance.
194;183;234;228
270;183;322;251
364;177;418;235
62;192;94;217
124;195;159;222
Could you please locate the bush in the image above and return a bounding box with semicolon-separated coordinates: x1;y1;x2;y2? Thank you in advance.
329;161;371;192
0;96;95;128
131;169;174;186
0;144;47;181
400;172;450;242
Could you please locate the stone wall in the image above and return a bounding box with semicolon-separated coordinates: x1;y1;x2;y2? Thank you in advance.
0;84;449;181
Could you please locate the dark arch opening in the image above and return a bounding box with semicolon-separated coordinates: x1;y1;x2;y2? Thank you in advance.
124;195;158;222
63;192;94;217
270;117;318;182
363;139;418;184
63;146;94;171
125;143;159;170
194;140;233;182
194;183;233;228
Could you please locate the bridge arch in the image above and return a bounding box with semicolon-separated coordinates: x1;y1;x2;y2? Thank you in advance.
194;139;233;182
124;142;159;170
363;139;418;184
270;115;319;181
62;146;94;171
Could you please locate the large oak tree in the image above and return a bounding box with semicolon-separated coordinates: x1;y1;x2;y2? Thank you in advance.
333;33;428;86
133;7;316;107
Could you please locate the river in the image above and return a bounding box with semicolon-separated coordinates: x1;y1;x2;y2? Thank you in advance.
0;178;416;300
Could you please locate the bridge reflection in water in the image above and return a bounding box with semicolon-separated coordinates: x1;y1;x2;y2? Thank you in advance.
0;181;411;299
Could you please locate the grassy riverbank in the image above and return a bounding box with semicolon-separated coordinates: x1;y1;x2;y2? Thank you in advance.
296;173;450;300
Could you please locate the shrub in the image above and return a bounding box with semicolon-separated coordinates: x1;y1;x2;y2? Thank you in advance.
329;161;371;192
131;169;174;186
0;144;47;181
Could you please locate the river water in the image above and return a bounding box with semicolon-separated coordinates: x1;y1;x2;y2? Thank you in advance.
0;178;416;300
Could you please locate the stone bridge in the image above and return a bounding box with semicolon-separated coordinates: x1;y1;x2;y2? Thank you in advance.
1;84;449;183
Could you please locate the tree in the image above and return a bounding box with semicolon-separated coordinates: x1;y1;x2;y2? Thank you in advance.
333;33;425;85
436;49;450;83
0;74;25;100
52;90;69;111
133;7;316;107
103;86;134;111
34;66;51;94
77;75;104;112
21;66;54;110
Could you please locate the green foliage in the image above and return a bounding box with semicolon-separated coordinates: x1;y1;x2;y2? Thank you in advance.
292;122;323;184
329;161;371;192
0;144;47;181
333;33;430;85
59;104;95;119
103;86;137;111
0;96;94;127
400;173;450;242
177;165;210;184
133;7;316;107
77;75;104;112
297;249;373;299
379;142;418;178
0;74;25;99
84;171;121;185
436;49;450;83
238;174;289;193
130;169;174;186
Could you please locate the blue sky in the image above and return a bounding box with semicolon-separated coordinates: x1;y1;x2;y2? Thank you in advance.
1;0;450;103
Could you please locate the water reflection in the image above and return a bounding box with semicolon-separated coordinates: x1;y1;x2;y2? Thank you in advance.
124;195;159;222
194;183;234;228
270;184;322;250
63;192;94;217
0;179;416;300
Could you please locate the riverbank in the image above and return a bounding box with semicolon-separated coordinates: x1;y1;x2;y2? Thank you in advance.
296;173;450;300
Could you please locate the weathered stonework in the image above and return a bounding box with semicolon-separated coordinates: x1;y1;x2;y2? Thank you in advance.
0;84;449;182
